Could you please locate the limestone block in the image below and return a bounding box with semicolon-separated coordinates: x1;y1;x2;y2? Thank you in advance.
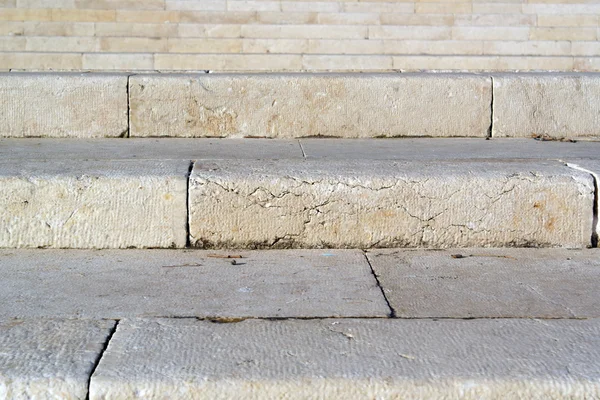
492;73;600;138
0;249;389;319
0;73;127;137
129;73;491;138
188;159;594;249
89;318;600;399
370;248;600;318
0;159;188;248
0;319;115;400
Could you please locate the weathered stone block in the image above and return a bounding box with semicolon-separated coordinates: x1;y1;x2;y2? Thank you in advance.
492;73;600;138
0;73;128;137
129;73;491;138
0;160;188;248
188;159;594;249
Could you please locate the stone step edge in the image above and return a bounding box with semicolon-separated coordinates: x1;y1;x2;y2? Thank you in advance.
0;158;596;249
3;317;599;399
2;72;600;139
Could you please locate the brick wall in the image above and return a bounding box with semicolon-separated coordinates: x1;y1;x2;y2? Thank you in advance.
0;0;598;71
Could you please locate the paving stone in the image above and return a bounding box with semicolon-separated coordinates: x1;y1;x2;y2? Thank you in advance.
189;159;594;249
0;73;128;138
90;318;600;399
493;73;600;138
369;248;600;318
0;249;389;319
299;137;600;160
129;73;491;138
564;159;600;244
0;138;303;160
0;319;115;400
0;159;188;249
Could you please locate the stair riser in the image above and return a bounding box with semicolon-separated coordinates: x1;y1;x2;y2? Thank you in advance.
1;159;593;249
2;73;600;139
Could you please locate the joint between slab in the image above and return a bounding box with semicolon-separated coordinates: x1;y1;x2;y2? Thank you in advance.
488;75;494;139
186;160;195;248
86;319;119;400
363;252;396;318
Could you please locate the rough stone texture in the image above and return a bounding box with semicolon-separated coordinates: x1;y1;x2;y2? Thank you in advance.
0;73;128;138
564;160;600;245
370;248;600;318
90;318;600;399
189;159;594;249
0;249;389;319
300;137;600;160
0;138;303;160
0;160;188;249
129;73;492;138
0;319;115;400
492;73;600;138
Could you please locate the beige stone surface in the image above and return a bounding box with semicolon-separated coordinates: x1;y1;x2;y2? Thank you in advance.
129;73;491;138
493;74;600;138
189;159;594;249
0;73;127;137
0;159;188;248
0;249;389;318
90;318;600;399
0;319;115;400
370;248;600;318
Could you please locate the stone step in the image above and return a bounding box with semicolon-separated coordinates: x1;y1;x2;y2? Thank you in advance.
1;138;598;249
1;248;599;399
2;72;600;139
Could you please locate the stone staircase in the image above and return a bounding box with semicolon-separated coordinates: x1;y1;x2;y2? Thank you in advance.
0;72;599;399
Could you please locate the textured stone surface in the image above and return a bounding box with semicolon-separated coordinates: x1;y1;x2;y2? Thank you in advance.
189;159;594;249
0;73;128;138
0;138;303;160
0;319;115;400
564;160;600;244
90;318;600;399
129;73;492;138
300;137;600;160
492;73;600;138
0;160;188;249
370;248;600;318
0;249;389;319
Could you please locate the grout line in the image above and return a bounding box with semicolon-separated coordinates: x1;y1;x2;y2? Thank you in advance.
363;251;396;318
86;319;119;400
298;139;307;158
186;160;194;248
488;75;494;139
126;74;132;138
564;162;599;248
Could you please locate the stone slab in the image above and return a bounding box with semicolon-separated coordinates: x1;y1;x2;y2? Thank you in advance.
369;248;600;318
189;159;594;249
564;159;600;244
0;249;389;319
300;137;600;160
0;138;303;160
129;73;492;138
0;160;188;249
90;318;600;399
492;73;600;138
0;319;115;400
0;73;128;138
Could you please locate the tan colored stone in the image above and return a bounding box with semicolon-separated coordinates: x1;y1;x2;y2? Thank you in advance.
129;73;491;138
188;159;593;249
492;74;600;138
89;318;600;399
0;319;115;400
0;73;126;136
0;159;189;249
